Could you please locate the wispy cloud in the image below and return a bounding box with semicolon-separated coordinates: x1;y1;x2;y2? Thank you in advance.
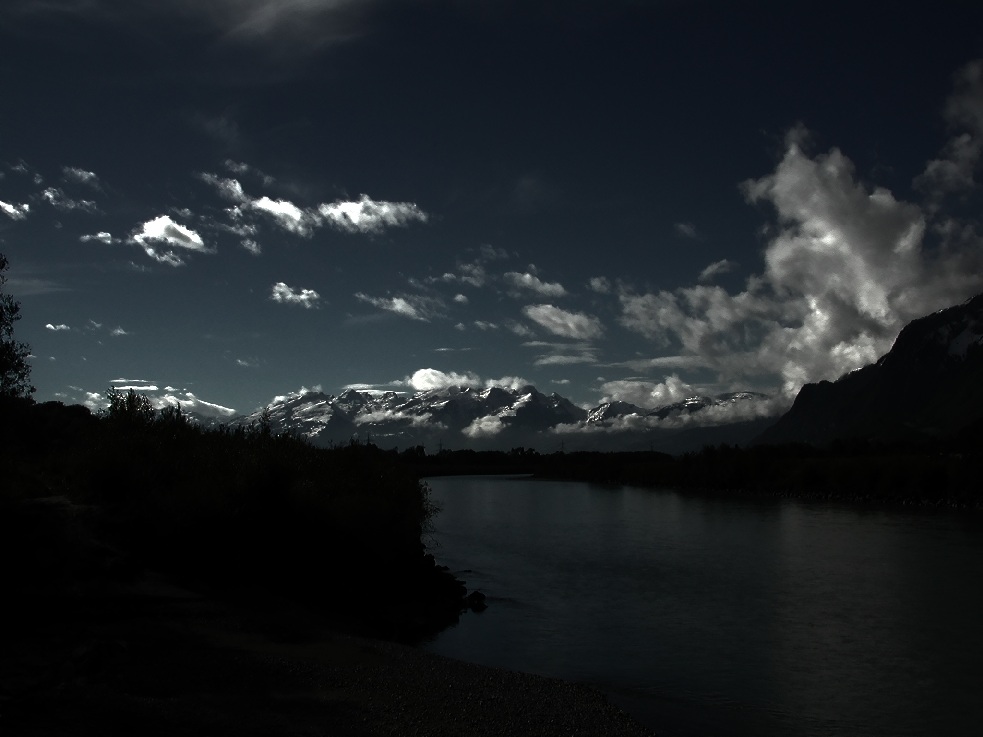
914;60;983;203
587;276;612;294
675;222;699;239
45;323;71;331
504;270;567;297
62;166;102;189
522;304;604;340
271;281;321;309
698;259;736;283
80;231;115;244
355;292;443;321
42;187;99;213
523;339;598;367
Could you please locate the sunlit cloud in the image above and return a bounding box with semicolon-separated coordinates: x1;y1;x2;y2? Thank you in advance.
42;187;99;213
462;415;505;438
317;194;428;234
1;200;30;220
407;368;481;391
251;196;313;235
271;281;321;308
80;231;114;244
130;214;211;266
503;271;567;297
45;323;71;331
620;113;983;397
522;304;604;340
599;375;694;408
355;292;443;321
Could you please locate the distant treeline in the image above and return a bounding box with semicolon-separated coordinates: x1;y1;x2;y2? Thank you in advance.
397;423;983;508
0;394;466;640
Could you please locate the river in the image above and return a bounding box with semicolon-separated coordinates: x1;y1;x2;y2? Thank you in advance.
421;475;983;737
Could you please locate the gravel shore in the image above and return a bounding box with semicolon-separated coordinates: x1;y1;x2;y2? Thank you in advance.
3;572;656;736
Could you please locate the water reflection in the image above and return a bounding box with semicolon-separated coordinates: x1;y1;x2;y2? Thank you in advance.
423;476;983;737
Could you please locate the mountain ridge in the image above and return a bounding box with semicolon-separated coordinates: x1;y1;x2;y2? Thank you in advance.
756;291;983;446
223;384;775;453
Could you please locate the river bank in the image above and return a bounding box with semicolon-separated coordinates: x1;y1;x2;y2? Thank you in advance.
3;552;654;736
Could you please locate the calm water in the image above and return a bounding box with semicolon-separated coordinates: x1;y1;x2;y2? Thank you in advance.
421;475;983;737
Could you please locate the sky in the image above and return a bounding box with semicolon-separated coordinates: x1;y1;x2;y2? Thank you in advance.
2;0;982;419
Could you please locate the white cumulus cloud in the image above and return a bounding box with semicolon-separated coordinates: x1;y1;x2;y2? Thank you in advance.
317;194;429;234
1;200;30;220
271;281;321;308
620;119;983;398
130;215;211;266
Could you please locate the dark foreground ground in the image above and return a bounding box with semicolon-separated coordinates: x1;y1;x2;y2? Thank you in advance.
2;498;654;737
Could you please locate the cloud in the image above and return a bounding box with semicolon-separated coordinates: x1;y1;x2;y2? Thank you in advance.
504;271;567;297
698;259;736;283
1;200;30;220
62;166;102;189
198;171;428;238
462;415;505;438
224;159;275;186
198;173;248;203
5;276;68;295
251;196;313;235
271;385;322;405
453;293;468;304
45;323;71;331
355;292;443;321
522;304;604;340
914;60;983;201
407;368;481;391
599;375;694;408
156;391;238;419
111;327;128;336
80;231;114;244
620;117;983;398
506;321;536;338
130;215;211;266
587;276;612;294
485;375;530;391
317;194;429;234
271;281;321;308
534;354;596;366
42;187;99;213
675;222;698;239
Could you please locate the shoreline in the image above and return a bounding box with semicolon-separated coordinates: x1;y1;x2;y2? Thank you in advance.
4;567;655;736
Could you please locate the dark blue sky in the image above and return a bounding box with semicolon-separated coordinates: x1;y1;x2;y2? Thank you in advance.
2;0;982;418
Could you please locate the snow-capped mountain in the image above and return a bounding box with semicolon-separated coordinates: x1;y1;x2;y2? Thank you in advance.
229;383;774;452
756;291;983;446
647;391;770;420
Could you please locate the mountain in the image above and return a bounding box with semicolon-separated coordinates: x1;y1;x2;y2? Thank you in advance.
229;384;774;453
756;292;983;447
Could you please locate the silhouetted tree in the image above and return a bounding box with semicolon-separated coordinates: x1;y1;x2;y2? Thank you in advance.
0;252;34;398
106;387;156;424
